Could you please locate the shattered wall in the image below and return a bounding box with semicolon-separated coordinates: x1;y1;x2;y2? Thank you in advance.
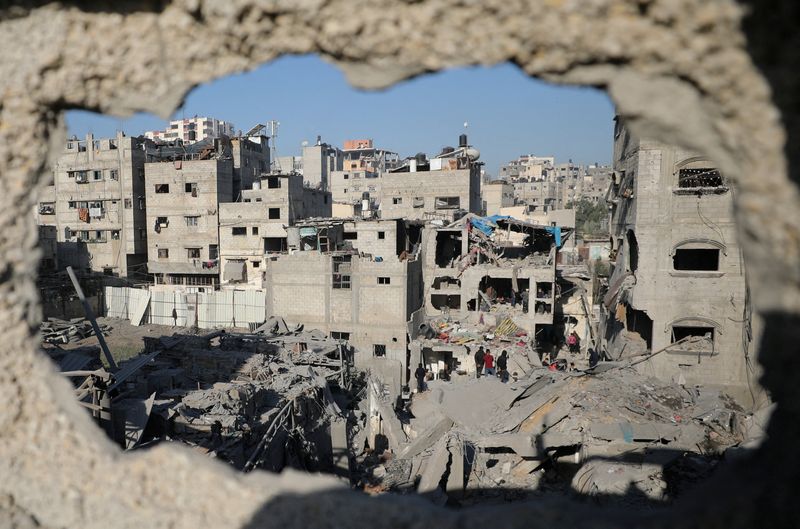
1;0;798;528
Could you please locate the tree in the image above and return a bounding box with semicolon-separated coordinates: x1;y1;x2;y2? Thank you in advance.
566;198;608;238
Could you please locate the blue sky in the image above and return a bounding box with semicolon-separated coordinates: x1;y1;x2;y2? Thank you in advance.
66;55;615;175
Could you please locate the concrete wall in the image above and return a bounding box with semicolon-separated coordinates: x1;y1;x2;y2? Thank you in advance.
482;181;514;215
264;251;422;367
231;136;270;199
3;1;798;528
330;169;381;205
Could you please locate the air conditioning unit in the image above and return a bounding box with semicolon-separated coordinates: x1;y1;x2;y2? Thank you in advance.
76;174;88;183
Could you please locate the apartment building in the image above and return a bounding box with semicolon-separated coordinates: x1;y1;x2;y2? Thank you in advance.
51;132;153;277
498;155;555;181
511;179;565;213
379;136;482;221
144;116;235;144
482;180;515;215
329;138;401;209
301;137;344;190
231;135;270;200
601;119;753;391
145;140;234;288
218;173;332;287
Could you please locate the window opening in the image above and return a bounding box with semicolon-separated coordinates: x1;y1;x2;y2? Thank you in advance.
673;248;720;271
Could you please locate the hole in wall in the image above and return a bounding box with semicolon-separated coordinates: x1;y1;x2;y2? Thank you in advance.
34;53;758;510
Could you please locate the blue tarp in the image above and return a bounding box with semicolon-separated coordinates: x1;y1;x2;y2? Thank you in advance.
544;226;562;247
469;215;510;236
468;215;563;248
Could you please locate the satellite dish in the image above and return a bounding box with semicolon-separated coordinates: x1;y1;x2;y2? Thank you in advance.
301;140;309;147
463;121;469;129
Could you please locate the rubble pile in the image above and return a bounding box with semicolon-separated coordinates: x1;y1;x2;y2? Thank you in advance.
359;367;749;507
61;318;357;474
41;317;111;344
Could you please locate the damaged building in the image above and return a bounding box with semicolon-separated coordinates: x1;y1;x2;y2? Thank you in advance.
600;119;756;397
401;214;570;381
48;319;355;475
261;218;425;368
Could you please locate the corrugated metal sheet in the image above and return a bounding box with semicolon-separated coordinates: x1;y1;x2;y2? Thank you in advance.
233;289;266;327
149;291;176;326
104;286;130;319
104;287;267;330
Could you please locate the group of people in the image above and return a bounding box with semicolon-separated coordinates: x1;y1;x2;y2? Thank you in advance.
474;346;510;382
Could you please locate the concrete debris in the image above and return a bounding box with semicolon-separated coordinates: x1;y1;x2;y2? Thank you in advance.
358;365;749;507
56;320;358;476
41;317;111;344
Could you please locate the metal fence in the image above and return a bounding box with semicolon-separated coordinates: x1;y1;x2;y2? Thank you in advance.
104;287;267;329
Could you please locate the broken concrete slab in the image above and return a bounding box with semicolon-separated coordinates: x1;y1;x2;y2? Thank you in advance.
400;415;454;459
417;436;450;494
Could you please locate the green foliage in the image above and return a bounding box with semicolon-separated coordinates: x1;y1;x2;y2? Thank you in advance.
566;198;608;238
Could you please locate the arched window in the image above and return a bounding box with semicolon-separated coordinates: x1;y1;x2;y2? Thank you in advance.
667;316;721;354
671;239;726;271
674;158;726;192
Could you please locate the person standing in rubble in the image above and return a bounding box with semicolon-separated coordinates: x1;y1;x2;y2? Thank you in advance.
588;347;599;369
567;331;580;354
484;349;496;377
497;350;509;382
474;346;485;378
414;363;427;392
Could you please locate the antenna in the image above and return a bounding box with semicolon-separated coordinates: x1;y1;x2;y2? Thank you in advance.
268;120;280;172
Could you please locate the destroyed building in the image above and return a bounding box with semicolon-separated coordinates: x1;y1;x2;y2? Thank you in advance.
359;364;755;507
414;214;566;377
49;132;156;277
48;320;355;475
600;119;756;396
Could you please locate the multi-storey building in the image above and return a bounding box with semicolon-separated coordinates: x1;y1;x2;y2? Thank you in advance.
601;119;753;391
301;137;344;190
218;173;332;287
51;132;154;277
144;116;235;144
498;155;555;181
511;179;565;213
481;180;515;215
144;139;234;288
261;218;424;368
231;135;270;200
379;136;482;221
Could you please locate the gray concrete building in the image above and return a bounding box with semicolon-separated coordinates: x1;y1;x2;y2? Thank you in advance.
218;172;332;287
511;179;565;213
600;119;753;392
261;218;424;368
52;132;153;277
145;142;234;288
231;135;270;201
379;140;482;221
301;137;343;190
481;180;515;215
